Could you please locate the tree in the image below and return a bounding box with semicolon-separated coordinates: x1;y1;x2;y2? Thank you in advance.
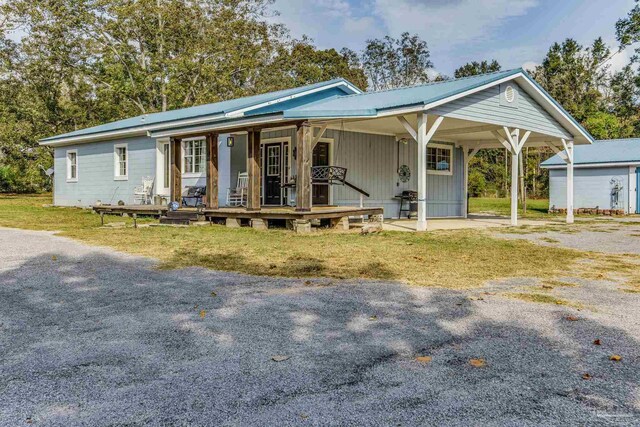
361;32;432;91
454;60;501;78
531;38;610;123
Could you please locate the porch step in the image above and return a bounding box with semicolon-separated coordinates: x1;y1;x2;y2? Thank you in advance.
164;210;205;221
159;218;192;225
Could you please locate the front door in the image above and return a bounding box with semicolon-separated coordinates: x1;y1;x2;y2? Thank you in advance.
312;142;330;205
263;143;283;205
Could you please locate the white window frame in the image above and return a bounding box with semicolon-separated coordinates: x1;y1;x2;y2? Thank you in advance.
114;143;129;180
182;137;206;177
66;149;78;182
426;143;454;176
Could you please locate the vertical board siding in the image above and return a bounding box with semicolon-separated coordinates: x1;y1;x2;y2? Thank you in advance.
549;167;630;213
328;130;463;218
54;136;156;206
431;82;572;139
224;127;464;216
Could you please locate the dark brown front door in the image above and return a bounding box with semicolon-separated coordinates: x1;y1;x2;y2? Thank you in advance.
312;142;330;205
263;143;282;205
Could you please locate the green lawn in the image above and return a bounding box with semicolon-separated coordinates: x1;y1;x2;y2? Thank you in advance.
469;197;551;218
0;193;584;289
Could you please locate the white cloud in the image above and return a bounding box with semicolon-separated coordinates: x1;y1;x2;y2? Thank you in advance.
372;0;539;46
269;0;383;48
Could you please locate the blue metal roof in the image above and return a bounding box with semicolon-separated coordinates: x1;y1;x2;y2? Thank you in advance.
542;139;640;167
284;69;522;118
41;78;359;142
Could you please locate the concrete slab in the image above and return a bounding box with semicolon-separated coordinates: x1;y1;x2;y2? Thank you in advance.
383;215;555;232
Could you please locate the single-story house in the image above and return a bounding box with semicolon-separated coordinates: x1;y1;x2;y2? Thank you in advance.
40;68;593;231
541;139;640;214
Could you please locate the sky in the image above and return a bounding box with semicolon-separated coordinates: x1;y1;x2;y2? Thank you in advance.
268;0;637;77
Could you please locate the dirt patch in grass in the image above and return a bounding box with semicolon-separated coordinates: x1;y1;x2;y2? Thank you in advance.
505;292;583;309
539;237;560;244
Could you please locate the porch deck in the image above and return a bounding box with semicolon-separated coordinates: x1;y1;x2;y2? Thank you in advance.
92;204;383;221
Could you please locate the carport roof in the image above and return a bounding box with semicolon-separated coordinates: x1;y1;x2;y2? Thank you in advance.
541;139;640;167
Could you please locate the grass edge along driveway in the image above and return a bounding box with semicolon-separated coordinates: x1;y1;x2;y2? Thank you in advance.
0;194;594;288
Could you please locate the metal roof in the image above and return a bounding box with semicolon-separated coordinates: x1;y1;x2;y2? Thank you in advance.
541;139;640;167
41;68;593;146
284;69;522;118
40;78;360;144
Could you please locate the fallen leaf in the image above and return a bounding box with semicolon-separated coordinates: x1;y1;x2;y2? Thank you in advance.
51;256;57;261
593;339;601;346
199;309;206;318
582;373;592;380
304;280;312;285
272;355;290;362
300;413;309;419
564;315;580;321
415;356;432;363
469;358;486;368
210;291;217;297
369;315;378;321
610;355;622;362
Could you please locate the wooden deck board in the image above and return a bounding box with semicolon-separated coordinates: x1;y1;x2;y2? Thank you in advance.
92;205;383;221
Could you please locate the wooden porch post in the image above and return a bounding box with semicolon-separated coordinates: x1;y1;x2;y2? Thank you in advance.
247;129;261;211
205;132;219;209
296;122;312;212
170;137;182;203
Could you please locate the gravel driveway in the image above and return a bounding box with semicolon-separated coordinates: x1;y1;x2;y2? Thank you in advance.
1;227;639;426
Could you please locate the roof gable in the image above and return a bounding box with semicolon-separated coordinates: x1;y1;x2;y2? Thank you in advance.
284;69;593;144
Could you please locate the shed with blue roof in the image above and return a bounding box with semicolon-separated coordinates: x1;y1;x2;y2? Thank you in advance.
541;139;640;214
41;69;592;231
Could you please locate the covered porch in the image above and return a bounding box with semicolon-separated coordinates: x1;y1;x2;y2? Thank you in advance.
146;70;591;232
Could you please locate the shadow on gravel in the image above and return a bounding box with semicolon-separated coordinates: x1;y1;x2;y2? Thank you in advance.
0;251;639;426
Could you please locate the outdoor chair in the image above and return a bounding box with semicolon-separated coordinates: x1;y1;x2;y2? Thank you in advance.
133;176;154;204
227;172;248;207
182;186;206;207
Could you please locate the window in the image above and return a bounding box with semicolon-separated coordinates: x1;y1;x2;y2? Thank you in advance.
114;143;128;180
66;150;78;182
183;139;205;174
426;144;453;175
266;145;281;176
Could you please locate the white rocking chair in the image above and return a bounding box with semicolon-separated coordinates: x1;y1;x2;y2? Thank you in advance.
133;176;155;205
226;172;248;207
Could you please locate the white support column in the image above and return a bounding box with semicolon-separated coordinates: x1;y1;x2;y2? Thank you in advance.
416;113;444;231
417;113;428;231
509;130;520;226
462;146;470;219
563;139;574;224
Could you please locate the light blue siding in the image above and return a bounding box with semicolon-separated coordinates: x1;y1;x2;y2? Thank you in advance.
549;167;630;213
54;136;156;206
228;128;464;217
431;82;572;139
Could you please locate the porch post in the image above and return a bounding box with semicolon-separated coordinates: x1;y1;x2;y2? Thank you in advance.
510;131;520;226
205;132;219;209
296;122;312;212
462;146;469;219
564;139;574;224
417;113;428;231
170;137;182;203
247;129;261;211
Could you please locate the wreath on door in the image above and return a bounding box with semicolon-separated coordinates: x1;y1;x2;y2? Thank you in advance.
398;164;411;183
